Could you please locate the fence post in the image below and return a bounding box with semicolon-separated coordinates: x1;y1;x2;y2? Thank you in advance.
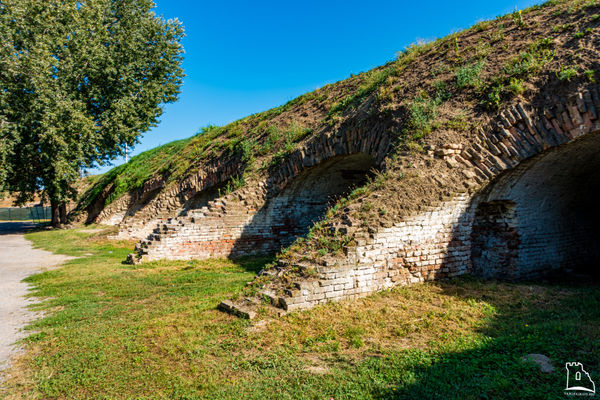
8;208;10;221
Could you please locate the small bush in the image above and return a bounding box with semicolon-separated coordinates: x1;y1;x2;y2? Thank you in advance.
553;23;573;32
404;141;426;153
234;139;255;163
558;66;578;81
487;24;506;43
269;150;289;169
258;125;282;156
473;20;492;32
405;92;441;139
455;61;486;89
507;77;526;95
328;64;398;117
574;31;585;38
284;122;312;146
224;174;246;194
503;38;555;78
433;80;452;102
585;69;596;82
482;84;504;110
512;9;525;28
349;186;369;200
445;112;470;131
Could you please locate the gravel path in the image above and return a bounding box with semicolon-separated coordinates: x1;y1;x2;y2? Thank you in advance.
0;222;73;373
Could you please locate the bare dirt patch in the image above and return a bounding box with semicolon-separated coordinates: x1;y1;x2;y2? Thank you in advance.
0;222;74;376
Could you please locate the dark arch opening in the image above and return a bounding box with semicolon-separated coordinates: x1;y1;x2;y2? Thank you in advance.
231;153;377;256
471;131;600;280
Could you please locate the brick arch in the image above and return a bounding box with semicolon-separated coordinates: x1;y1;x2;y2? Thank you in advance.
94;156;245;240
471;129;600;279
131;122;393;263
221;84;600;317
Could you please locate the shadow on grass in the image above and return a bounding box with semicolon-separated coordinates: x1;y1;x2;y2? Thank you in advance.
0;221;46;235
229;255;274;274
360;278;600;400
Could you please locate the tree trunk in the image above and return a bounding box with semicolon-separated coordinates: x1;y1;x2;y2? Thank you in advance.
59;202;67;225
51;200;60;226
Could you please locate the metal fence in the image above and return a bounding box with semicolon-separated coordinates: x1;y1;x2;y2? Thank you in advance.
0;206;52;222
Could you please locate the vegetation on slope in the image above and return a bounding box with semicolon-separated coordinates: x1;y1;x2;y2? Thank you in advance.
1;227;598;399
280;0;600;262
77;0;600;230
73;0;600;270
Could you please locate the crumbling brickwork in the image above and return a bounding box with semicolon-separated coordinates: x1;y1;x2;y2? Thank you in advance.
222;85;600;317
99;83;600;317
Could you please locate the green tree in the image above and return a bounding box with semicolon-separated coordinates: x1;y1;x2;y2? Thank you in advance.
0;0;184;225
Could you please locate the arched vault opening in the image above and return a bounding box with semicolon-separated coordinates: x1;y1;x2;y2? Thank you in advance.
471;131;600;279
232;152;377;255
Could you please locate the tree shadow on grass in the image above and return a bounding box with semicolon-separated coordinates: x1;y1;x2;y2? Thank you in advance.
361;278;600;400
0;221;42;235
229;255;274;274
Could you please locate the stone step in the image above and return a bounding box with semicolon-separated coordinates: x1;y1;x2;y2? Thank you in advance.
258;289;286;308
218;297;288;320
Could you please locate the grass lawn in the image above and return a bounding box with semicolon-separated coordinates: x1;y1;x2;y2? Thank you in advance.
1;226;599;399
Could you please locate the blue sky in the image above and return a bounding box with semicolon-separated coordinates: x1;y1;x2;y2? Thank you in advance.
93;0;542;174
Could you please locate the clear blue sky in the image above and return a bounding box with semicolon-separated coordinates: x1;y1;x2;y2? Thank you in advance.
92;0;542;174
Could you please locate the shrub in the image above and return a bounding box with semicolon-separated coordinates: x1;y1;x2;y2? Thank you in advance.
433;80;452;102
235;139;255;163
256;124;285;157
405;141;426;153
585;69;596;82
553;23;573;32
455;61;486;89
284;122;312;145
507;77;526;95
558;67;578;81
445;112;470;131
482;84;504;110
328;64;398;117
405;92;441;139
512;9;525;28
585;0;600;9
503;38;555;78
487;24;506;43
473;20;491;32
224;174;246;194
269;150;289;169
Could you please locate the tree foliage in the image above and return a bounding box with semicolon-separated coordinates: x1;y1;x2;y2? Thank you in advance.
0;0;184;223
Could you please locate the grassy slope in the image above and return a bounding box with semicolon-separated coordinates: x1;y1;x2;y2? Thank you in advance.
1;227;598;399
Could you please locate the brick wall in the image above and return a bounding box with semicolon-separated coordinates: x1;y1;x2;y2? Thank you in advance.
135;153;378;262
222;84;600;317
88;80;600;317
277;195;475;311
474;130;600;278
471;201;519;279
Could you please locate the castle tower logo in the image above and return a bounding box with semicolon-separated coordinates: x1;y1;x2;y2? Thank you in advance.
565;362;596;397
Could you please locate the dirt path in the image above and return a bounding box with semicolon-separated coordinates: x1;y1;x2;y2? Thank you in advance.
0;222;73;373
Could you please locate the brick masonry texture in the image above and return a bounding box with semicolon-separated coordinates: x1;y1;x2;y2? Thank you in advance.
112;84;600;316
91;156;244;241
223;85;600;317
131;129;388;262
